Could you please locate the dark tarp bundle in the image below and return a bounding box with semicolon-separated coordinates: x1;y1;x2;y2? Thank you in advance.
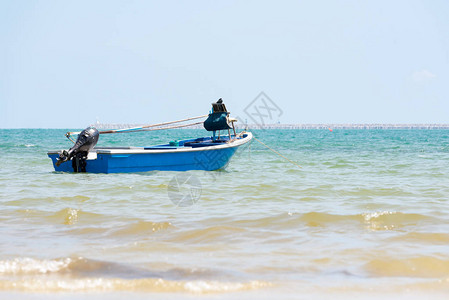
203;98;232;131
203;112;231;131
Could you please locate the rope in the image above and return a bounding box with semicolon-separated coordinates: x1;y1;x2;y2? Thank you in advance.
112;121;203;133
252;136;302;169
99;114;208;134
66;114;208;138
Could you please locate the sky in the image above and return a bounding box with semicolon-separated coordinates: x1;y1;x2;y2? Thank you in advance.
1;0;448;128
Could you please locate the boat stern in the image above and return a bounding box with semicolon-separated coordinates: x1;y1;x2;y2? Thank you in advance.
48;150;99;172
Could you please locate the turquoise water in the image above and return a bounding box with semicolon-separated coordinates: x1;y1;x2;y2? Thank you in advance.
1;129;449;299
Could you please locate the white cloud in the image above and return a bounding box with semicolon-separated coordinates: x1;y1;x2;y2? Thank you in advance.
411;69;437;82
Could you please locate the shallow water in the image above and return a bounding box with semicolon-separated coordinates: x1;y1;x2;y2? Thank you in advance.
0;128;449;299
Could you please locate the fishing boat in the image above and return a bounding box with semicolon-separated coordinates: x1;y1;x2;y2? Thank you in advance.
48;99;252;173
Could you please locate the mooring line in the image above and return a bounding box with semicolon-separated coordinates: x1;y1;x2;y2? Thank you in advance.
252;136;302;169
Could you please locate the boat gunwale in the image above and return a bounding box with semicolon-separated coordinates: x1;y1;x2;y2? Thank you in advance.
47;132;252;155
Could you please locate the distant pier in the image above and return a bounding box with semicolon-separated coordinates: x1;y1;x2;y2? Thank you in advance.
93;122;449;130
235;124;449;130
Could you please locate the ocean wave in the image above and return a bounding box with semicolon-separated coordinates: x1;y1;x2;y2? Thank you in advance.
167;225;247;244
0;143;39;149
0;257;270;293
0;257;72;275
388;232;449;244
364;256;449;278
9;208;115;226
223;211;437;231
109;220;173;236
43;208;108;225
362;211;433;231
0;277;270;293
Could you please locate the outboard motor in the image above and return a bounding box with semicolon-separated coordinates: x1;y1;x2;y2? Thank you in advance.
56;126;99;172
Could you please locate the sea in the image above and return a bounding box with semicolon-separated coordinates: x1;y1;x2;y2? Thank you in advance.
0;128;448;299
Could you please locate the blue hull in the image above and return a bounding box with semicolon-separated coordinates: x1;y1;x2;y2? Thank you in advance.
48;133;252;173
